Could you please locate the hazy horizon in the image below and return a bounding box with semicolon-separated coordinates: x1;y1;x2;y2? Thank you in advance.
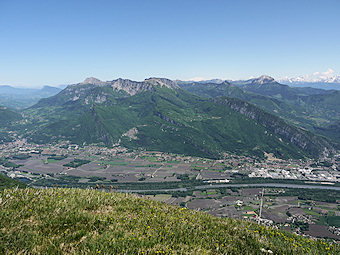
2;71;340;89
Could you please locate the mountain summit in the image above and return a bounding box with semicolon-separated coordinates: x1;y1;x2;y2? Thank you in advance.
82;77;106;86
249;75;275;85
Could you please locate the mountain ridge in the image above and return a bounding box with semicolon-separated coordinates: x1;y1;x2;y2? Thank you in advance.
18;77;336;159
76;77;179;96
177;78;340;146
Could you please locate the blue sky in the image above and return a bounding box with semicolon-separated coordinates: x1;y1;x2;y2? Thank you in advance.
1;0;339;87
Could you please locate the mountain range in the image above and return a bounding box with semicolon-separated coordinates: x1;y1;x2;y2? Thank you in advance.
0;76;333;160
178;76;340;145
278;69;340;90
191;73;340;90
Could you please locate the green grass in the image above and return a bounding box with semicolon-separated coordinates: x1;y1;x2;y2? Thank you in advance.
47;158;61;164
302;208;321;217
200;190;218;196
242;205;254;211
165;161;180;164
0;188;339;254
327;216;340;228
63;159;91;168
144;156;159;162
98;160;129;166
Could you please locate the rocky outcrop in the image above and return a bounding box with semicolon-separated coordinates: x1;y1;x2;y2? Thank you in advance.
154;111;184;127
82;77;106;86
79;77;179;96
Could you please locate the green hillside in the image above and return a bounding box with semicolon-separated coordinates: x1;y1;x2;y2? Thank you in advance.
315;120;340;144
0;106;21;126
233;79;340;135
0;106;22;143
178;81;310;126
0;188;338;254
0;174;26;189
300;91;340;122
19;82;335;159
178;80;340;145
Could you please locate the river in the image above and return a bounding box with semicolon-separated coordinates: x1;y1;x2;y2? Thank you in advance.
119;182;340;193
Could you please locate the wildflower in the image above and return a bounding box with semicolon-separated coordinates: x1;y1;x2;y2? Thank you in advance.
260;248;273;253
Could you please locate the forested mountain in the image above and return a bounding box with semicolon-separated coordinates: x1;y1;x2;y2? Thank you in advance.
0;106;22;126
0;106;22;144
17;77;335;159
178;77;340;146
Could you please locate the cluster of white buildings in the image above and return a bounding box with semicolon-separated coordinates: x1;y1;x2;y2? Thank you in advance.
248;167;339;182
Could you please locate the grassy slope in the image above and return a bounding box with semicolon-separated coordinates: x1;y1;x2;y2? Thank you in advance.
0;188;338;254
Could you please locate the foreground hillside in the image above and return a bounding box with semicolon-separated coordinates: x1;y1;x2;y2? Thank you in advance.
0;188;338;254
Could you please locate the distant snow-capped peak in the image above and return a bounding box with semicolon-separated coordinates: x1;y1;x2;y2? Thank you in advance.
250;75;275;84
278;69;340;84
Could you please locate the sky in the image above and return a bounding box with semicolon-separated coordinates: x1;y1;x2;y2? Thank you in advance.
0;0;340;87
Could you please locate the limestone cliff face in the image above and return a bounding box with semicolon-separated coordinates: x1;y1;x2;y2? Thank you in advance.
213;97;335;158
81;77;179;96
38;77;179;107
